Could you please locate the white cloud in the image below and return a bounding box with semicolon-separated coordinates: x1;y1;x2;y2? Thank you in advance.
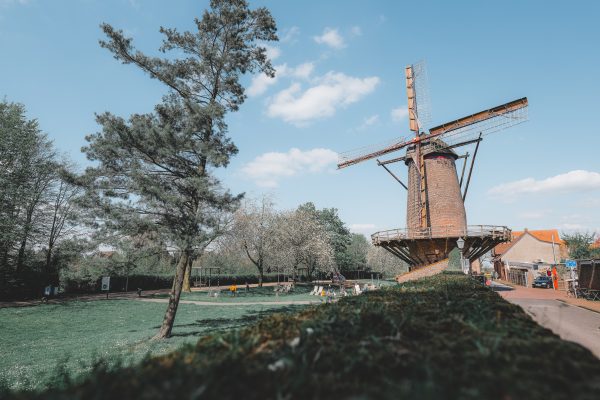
349;223;376;234
518;210;550;219
391;106;409;122
292;62;314;79
281;26;300;43
247;62;314;97
267;72;379;125
263;44;281;61
350;26;362;36
579;197;600;208
247;73;276;97
241;148;338;187
488;170;600;196
559;223;587;231
313;28;345;49
0;0;29;6
357;114;379;130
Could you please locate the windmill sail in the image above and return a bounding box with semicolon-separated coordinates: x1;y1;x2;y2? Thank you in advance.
337;60;528;170
406;66;419;132
337;97;528;169
429;97;528;138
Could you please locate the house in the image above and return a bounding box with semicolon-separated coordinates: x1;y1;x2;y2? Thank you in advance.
492;229;567;287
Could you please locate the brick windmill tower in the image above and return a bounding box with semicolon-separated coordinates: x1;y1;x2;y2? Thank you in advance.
338;62;528;270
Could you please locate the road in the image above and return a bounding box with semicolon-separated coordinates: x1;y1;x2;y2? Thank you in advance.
492;281;600;358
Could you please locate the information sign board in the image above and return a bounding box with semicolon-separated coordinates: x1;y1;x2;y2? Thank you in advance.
101;276;110;291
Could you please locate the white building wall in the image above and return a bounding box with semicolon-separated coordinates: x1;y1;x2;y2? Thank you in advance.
502;233;558;264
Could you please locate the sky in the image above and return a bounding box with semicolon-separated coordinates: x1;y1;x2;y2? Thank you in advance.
1;0;600;238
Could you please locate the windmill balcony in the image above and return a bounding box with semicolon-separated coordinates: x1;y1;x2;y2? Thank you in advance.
370;225;511;268
371;225;511;243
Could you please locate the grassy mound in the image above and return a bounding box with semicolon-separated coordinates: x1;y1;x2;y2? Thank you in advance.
6;272;600;399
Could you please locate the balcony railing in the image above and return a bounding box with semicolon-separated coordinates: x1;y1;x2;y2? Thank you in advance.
371;225;511;244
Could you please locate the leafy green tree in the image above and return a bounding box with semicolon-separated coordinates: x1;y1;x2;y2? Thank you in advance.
346;233;370;272
0;101;59;274
562;232;599;259
82;0;277;338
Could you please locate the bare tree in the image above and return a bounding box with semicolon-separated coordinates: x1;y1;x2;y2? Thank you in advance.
14;133;56;273
275;208;335;281
43;171;82;283
367;245;408;278
231;196;277;287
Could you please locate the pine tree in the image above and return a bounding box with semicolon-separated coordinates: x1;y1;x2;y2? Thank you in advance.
81;0;277;338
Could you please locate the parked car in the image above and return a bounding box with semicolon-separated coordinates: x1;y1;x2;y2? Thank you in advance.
532;276;553;289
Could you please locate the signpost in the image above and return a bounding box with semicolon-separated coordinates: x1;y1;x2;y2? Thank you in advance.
565;260;577;268
101;276;110;299
565;260;578;296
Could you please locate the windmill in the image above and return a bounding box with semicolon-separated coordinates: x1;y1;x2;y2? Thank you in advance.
338;62;528;270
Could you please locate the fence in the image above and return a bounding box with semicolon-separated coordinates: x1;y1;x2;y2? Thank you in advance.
372;225;511;243
508;268;528;287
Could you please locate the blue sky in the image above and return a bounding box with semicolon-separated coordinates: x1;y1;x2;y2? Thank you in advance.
2;0;600;237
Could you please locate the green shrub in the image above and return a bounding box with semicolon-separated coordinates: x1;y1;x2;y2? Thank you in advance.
7;272;600;399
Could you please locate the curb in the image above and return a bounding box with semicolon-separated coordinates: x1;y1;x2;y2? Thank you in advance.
556;299;600;315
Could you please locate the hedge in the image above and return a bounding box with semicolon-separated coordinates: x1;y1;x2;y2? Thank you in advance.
5;272;600;399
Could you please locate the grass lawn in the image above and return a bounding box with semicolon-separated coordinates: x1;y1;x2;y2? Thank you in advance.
165;284;321;303
8;272;599;400
0;297;305;391
163;280;397;303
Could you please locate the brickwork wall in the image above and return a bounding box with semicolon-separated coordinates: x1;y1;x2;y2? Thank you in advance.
396;259;449;283
404;142;466;234
406;158;421;230
424;156;467;232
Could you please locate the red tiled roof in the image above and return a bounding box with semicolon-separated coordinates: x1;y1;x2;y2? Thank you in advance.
592;238;600;249
493;229;564;257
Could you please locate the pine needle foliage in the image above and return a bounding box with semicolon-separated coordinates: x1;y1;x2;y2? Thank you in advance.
77;0;278;338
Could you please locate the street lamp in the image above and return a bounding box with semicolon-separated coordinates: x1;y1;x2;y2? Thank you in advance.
456;237;468;274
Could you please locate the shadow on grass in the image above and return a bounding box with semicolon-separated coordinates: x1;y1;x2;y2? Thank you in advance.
165;305;307;338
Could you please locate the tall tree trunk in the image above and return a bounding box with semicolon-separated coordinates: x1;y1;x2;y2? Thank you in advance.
45;247;52;273
155;251;189;339
182;257;192;292
16;209;34;274
15;234;28;274
44;245;59;285
258;267;263;287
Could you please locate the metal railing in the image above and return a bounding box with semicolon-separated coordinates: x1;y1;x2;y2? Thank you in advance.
371;225;511;243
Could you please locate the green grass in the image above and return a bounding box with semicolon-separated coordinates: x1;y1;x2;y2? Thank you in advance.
6;272;600;399
172;285;318;303
0;298;304;391
164;281;396;303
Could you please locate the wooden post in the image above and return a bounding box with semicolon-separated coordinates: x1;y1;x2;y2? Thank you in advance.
462;133;482;201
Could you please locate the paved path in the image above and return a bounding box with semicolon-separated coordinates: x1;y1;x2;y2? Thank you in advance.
139;298;323;306
492;281;600;358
